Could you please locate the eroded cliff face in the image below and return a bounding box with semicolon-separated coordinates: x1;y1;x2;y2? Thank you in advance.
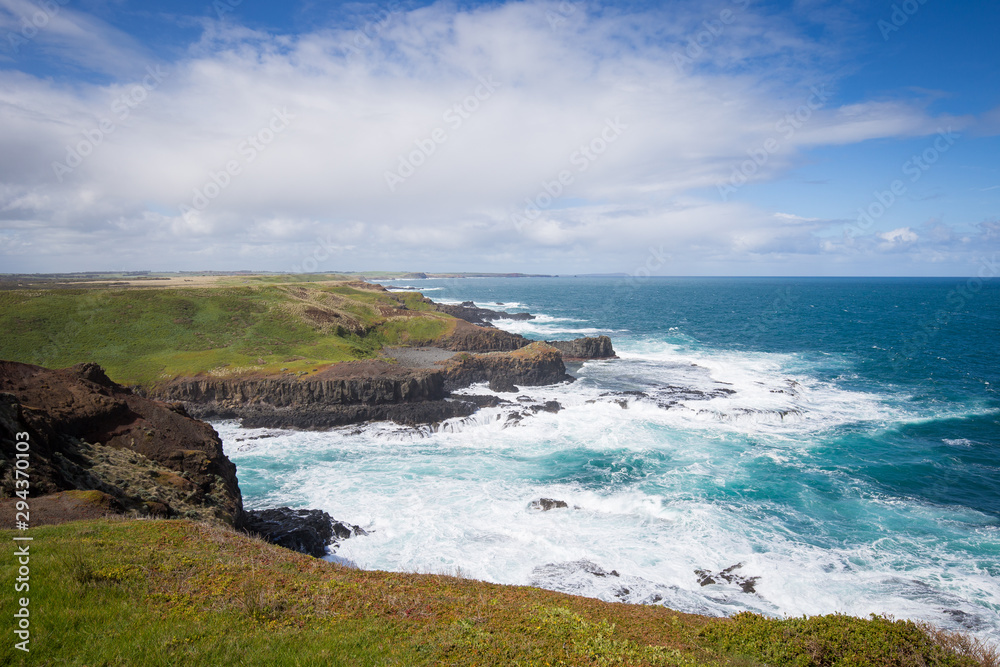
546;336;616;360
0;361;242;526
145;342;575;429
440;319;533;352
443;342;574;392
155;362;446;408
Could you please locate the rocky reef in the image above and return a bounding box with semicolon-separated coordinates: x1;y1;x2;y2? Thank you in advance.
434;301;535;327
0;360;243;526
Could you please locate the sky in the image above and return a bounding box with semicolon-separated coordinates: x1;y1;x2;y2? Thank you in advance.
0;0;998;276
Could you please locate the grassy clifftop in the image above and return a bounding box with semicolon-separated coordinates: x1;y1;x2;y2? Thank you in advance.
0;276;455;387
1;518;991;666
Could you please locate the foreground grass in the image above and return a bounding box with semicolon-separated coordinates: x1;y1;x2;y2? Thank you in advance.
0;280;453;386
1;519;992;666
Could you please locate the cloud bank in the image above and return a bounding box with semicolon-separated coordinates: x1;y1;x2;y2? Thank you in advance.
0;0;994;274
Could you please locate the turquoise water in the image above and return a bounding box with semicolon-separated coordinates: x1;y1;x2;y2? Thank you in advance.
223;277;1000;642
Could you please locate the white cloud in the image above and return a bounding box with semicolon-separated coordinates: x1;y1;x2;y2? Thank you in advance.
0;0;980;273
878;227;919;244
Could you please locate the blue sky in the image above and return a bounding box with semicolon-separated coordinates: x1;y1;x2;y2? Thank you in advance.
0;0;997;275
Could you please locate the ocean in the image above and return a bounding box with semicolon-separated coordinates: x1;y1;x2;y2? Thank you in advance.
220;277;1000;643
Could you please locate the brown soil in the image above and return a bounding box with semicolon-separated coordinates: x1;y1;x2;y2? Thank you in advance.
0;490;122;527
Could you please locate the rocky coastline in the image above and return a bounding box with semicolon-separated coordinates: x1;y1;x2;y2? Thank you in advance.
148;290;617;429
0;360;243;527
1;293;618;557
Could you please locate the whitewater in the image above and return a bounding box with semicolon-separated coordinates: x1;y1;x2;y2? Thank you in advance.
222;277;1000;645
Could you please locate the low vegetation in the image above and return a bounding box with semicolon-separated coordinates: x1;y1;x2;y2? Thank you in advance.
1;519;993;666
0;276;455;386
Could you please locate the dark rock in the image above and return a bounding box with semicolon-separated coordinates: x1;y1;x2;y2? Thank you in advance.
155;363;448;409
695;563;760;594
70;362;117;388
244;507;333;557
653;385;736;409
529;498;569;511
443;342;574;392
211;399;481;430
527;401;563;414
546;336;616;360
0;360;243;527
156;344;568;429
435;302;535;327
489;377;519;393
456;394;513;409
243;507;367;558
441;320;533;353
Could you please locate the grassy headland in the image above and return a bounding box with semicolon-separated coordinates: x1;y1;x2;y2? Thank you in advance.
1;518;992;666
0;275;455;387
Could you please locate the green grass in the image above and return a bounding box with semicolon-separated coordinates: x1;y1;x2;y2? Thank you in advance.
0;282;456;387
698;611;990;667
0;519;991;667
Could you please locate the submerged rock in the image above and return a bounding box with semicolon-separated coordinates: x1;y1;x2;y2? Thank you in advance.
529;498;569;511
695;563;760;594
435;302;535;327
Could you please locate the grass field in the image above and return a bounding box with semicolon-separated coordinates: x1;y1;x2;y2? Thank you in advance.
0;518;992;667
0;277;455;386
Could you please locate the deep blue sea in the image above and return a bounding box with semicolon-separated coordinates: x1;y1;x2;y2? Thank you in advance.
222;277;1000;643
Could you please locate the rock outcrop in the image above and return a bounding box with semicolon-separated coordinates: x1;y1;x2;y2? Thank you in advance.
443;342;574;392
441;319;532;353
529;498;569;511
0;361;243;526
208;399;481;430
243;507;366;558
155;362;446;409
546;336;617;360
149;341;573;429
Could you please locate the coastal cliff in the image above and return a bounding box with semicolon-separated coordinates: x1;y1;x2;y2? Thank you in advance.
0;360;243;526
155;362;446;408
443;342;574;392
547;335;616;360
150;341;575;428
